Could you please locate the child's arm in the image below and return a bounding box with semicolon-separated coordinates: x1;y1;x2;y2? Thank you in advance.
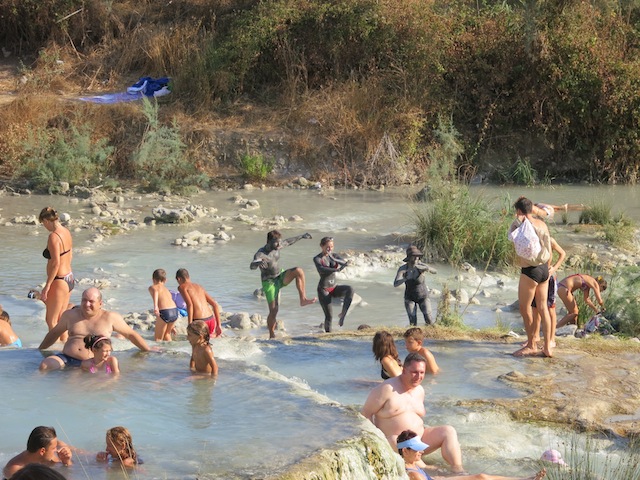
189;354;196;372
96;451;109;462
80;359;92;372
420;347;440;374
109;356;120;374
148;285;160;317
206;345;219;377
205;293;222;336
121;457;136;468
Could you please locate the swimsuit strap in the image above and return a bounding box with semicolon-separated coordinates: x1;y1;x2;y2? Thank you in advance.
406;466;430;480
53;231;65;251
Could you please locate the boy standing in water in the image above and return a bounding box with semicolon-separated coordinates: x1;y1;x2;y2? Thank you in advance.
403;327;440;375
250;230;317;339
149;269;179;341
176;268;222;338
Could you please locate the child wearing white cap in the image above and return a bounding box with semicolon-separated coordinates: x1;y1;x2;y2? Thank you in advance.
397;429;547;480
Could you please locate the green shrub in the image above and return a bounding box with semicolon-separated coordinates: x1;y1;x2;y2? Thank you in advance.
436;285;465;328
14;124;112;193
412;186;514;268
239;152;274;181
602;216;636;248
600;268;640;337
131;99;199;193
579;202;612;225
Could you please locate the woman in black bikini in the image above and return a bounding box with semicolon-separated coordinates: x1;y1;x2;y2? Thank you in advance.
39;207;74;342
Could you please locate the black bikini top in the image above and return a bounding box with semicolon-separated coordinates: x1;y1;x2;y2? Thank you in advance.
43;231;71;259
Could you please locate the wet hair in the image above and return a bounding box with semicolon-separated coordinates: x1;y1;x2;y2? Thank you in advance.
267;230;281;243
83;334;112;351
152;269;167;282
187;320;210;344
396;429;419;454
176;268;190;281
320;236;334;246
0;310;10;324
106;426;137;464
372;331;400;363
403;327;424;343
38;207;59;223
403;352;427;367
26;426;56;453
11;464;67;480
596;275;608;291
513;196;533;214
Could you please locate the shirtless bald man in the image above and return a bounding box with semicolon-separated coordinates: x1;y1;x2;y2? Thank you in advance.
38;287;151;370
361;352;464;473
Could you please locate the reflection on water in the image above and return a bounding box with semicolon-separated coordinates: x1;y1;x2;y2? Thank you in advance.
0;185;637;478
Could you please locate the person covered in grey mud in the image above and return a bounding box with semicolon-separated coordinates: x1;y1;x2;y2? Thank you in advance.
250;230;317;339
394;245;437;326
313;236;354;332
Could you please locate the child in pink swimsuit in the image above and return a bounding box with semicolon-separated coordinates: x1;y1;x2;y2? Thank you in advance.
81;335;119;374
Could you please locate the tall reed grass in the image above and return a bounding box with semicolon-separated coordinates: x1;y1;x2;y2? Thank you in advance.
412;186;514;269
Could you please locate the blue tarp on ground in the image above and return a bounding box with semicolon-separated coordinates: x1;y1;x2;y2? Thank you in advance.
78;77;171;104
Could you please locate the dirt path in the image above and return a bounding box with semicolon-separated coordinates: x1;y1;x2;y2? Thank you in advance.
0;57;20;105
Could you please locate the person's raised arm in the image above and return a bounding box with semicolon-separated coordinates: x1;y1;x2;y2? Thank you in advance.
38;312;70;350
415;261;437;274
314;254;341;275
250;250;268;270
393;266;407;287
330;252;349;267
111;314;150;352
56;441;73;466
280;232;312;248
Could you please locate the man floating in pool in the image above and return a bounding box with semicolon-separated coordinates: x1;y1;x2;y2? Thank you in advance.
250;230;317;339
